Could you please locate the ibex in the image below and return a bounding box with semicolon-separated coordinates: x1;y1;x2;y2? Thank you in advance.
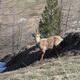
32;30;63;63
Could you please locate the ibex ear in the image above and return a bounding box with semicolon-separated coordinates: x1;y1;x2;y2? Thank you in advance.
36;29;40;35
36;29;38;34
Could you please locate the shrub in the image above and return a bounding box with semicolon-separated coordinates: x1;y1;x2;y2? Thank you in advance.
38;0;60;38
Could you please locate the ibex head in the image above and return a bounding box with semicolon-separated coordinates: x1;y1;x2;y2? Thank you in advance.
32;29;41;43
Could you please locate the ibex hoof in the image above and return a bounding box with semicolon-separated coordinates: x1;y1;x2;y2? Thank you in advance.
40;60;44;64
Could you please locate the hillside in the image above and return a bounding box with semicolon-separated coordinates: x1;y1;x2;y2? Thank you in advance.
0;56;80;80
0;0;80;80
0;0;46;58
61;0;80;36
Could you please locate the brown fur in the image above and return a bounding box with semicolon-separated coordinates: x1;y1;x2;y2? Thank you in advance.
32;31;63;63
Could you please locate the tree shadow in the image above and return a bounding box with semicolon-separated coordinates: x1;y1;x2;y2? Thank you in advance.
0;44;62;72
1;32;80;72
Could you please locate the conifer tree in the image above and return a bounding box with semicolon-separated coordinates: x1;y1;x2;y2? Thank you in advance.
39;0;60;38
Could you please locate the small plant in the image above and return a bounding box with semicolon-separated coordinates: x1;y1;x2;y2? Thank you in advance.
39;0;60;38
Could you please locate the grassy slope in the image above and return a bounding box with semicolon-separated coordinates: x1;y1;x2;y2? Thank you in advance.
0;56;80;80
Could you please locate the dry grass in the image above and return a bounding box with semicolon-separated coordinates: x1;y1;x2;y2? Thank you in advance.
0;55;80;80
